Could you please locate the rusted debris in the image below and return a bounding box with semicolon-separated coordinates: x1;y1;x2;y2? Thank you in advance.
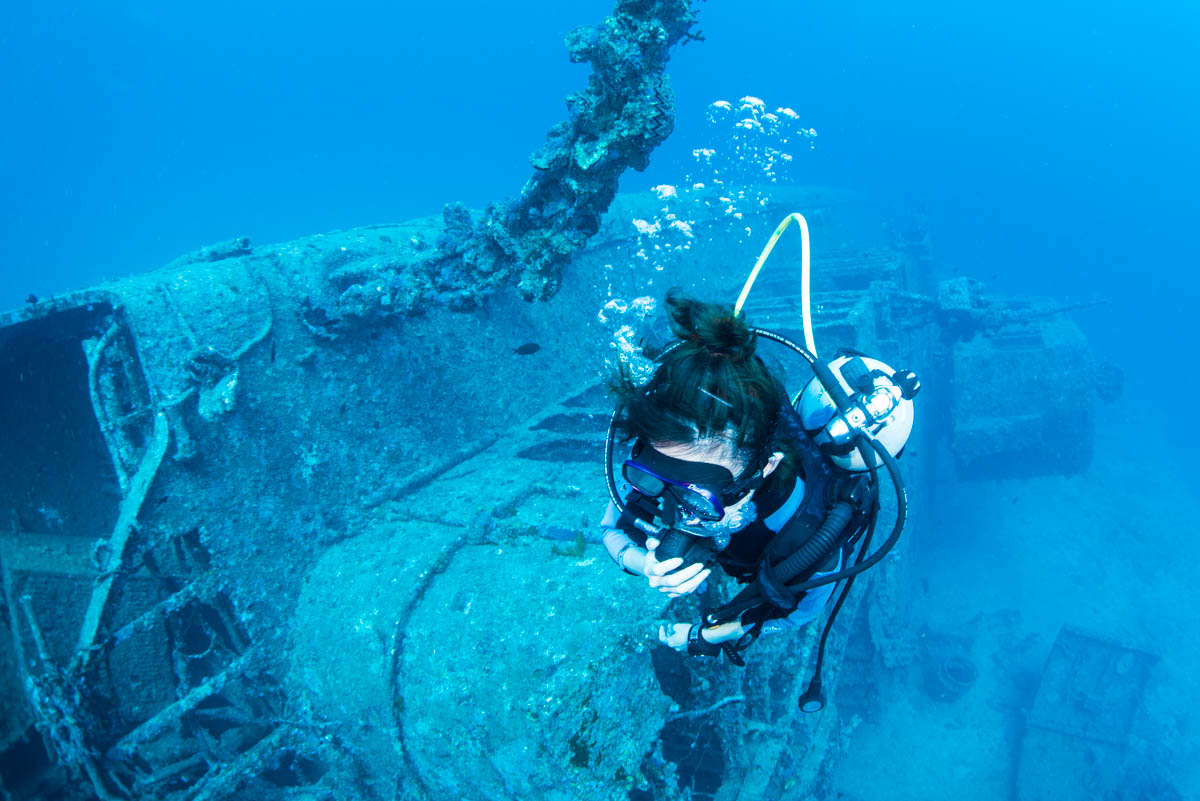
108;651;253;762
72;410;170;670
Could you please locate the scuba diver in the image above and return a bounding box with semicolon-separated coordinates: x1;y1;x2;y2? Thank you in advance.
601;213;918;711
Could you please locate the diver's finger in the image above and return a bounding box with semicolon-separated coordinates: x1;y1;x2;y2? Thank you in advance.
674;568;712;596
647;567;677;589
646;537;661;552
655;564;702;592
662;561;705;586
653;556;684;575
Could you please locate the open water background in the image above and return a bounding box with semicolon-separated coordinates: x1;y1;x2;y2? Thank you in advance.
4;1;1197;383
2;2;1198;797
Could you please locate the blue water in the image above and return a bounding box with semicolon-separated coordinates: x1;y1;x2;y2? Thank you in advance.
0;1;605;300
2;2;1198;797
5;1;1197;380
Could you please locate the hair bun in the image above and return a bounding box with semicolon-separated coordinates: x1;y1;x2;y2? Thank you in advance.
665;287;756;361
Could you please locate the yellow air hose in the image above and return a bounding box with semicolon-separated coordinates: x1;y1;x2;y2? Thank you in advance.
732;212;817;358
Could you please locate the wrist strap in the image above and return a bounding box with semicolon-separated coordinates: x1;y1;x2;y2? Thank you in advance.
615;542;639;576
686;624;722;658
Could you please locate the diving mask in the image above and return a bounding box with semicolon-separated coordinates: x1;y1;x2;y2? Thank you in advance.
622;441;763;527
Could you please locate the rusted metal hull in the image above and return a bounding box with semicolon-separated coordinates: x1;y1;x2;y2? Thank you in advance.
0;185;1105;800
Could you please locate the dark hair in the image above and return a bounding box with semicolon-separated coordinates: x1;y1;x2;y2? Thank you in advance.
610;288;795;482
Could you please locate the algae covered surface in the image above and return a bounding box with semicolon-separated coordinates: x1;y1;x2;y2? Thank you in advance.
401;542;666;800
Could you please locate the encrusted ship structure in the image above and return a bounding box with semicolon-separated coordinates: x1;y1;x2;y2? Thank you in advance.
0;2;1121;799
0;180;1116;801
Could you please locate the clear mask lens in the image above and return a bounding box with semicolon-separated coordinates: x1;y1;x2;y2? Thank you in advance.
622;462;724;521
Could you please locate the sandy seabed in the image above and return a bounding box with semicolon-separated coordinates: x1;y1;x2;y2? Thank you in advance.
833;395;1199;800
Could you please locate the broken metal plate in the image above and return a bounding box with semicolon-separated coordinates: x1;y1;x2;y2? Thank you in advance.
1026;625;1157;746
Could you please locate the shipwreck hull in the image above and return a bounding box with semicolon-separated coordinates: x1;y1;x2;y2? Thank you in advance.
0;185;1107;800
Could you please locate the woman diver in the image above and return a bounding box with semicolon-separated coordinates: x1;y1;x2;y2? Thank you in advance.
600;278;917;708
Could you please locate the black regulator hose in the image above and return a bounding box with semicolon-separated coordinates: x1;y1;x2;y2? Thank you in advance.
774;432;907;593
799;459;880;713
773;501;855;582
604;406;624;511
706;431;907;628
756;328;909;588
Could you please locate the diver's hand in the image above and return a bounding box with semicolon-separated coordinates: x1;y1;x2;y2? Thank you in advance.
643;538;711;598
658;619;747;653
659;623;693;651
